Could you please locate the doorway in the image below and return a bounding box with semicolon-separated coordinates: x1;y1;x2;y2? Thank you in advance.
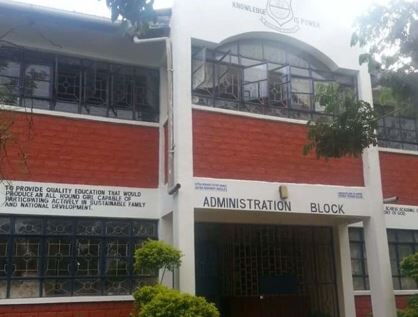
195;223;340;317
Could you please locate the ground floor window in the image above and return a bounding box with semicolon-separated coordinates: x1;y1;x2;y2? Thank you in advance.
0;215;158;299
349;228;418;291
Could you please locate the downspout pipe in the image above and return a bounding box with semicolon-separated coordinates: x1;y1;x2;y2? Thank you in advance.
132;36;175;190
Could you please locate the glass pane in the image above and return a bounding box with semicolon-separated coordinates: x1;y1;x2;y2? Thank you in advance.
292;78;312;93
25;64;51;98
291;67;310;77
10;280;40;298
398;245;414;261
349;228;363;242
12;238;40;277
45;239;72;277
243;64;268;83
216;65;240;100
106;258;129;276
105;221;130;236
392;277;401;290
291;94;312;110
0;239;7;277
76;239;100;276
239;40;263;60
0;61;20;77
288;53;309;68
401;277;417;290
263;44;286;64
57;65;81;102
46;219;74;235
391;260;400;275
105;278;131;295
0;217;10;234
353;277;365;290
389;244;397;260
387;230;397;242
73;279;101;296
133;222;157;238
350;243;363;259
351;259;364;275
400;118;416;131
44;279;72;297
15;218;42;235
398;231;414;243
385;116;400;129
77;220;103;236
0;280;6;299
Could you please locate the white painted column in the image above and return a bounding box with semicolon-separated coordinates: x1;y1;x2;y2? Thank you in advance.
358;65;397;317
335;225;356;317
169;0;196;294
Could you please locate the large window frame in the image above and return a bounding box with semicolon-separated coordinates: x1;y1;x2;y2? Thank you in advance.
349;228;418;291
192;39;357;121
0;215;158;299
0;46;160;123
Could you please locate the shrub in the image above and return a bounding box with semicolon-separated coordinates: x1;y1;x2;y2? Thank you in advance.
135;240;182;281
133;285;219;317
398;253;418;317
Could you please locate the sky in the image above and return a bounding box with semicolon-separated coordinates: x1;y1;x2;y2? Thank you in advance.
10;0;390;25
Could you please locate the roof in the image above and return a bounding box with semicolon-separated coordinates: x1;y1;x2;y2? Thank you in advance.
0;0;171;36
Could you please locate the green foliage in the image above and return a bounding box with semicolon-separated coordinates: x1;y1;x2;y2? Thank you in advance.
104;0;156;36
303;84;378;159
133;285;219;317
401;253;418;285
135;239;182;275
397;253;418;317
352;0;418;115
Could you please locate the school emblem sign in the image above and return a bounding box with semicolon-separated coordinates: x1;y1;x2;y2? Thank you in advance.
261;0;300;33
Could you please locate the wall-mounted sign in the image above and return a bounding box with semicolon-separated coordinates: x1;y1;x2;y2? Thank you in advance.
232;0;320;34
0;180;159;219
194;178;368;217
383;204;418;230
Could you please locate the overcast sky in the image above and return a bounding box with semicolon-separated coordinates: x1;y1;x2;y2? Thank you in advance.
10;0;390;26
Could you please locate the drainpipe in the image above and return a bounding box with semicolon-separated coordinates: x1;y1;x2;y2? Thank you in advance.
133;36;175;190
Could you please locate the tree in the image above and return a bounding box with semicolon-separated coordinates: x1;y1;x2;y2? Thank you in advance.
304;0;418;159
303;84;378;159
352;0;418;116
105;0;157;37
0;49;31;179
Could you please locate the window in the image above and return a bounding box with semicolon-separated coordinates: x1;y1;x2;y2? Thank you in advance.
349;228;418;291
0;46;159;123
376;106;418;151
0;215;158;299
192;39;356;120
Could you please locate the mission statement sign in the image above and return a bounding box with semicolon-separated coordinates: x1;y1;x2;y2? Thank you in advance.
0;180;158;219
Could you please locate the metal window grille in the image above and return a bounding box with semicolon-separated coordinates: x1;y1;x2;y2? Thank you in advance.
0;46;159;123
0;215;158;299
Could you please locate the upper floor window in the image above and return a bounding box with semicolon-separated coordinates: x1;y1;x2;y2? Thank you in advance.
192;39;357;121
0;47;159;123
376;106;418;151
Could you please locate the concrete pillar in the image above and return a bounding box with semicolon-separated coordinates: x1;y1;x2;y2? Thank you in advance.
358;65;397;317
335;225;356;317
169;0;196;294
